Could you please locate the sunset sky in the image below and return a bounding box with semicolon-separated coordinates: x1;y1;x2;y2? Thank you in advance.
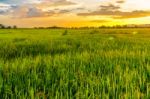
0;0;150;27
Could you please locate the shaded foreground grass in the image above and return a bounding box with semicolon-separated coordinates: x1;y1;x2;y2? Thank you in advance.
0;29;150;98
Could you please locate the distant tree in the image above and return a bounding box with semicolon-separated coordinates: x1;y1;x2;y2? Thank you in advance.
0;24;2;29
7;26;11;29
13;25;17;29
99;25;106;28
0;24;5;29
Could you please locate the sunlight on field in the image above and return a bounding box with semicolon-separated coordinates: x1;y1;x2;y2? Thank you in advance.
132;31;138;35
0;28;150;98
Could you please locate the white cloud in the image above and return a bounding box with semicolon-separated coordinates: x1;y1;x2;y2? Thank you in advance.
0;3;12;14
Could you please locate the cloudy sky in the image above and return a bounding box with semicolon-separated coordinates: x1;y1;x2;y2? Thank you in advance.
0;0;150;27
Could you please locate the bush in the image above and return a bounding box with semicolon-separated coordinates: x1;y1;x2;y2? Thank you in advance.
62;30;68;36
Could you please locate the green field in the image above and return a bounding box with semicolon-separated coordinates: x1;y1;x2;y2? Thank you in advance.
0;28;150;98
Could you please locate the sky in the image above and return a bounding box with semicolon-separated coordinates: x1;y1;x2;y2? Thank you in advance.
0;0;150;27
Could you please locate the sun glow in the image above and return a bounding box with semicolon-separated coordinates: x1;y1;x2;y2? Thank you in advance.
0;0;150;27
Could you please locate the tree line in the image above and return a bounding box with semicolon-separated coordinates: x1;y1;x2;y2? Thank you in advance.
1;23;150;29
35;24;150;29
0;24;17;29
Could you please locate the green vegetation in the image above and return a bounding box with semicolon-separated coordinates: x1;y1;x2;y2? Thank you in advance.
0;28;150;98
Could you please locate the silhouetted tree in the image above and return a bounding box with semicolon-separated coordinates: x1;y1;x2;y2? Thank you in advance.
13;25;17;29
7;26;11;29
0;24;5;29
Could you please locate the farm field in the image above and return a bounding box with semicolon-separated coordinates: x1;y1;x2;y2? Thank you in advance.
0;28;150;98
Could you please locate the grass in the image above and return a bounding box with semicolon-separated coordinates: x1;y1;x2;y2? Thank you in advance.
0;28;150;98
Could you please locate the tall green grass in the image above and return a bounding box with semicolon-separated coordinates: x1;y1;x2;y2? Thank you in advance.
0;28;150;98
